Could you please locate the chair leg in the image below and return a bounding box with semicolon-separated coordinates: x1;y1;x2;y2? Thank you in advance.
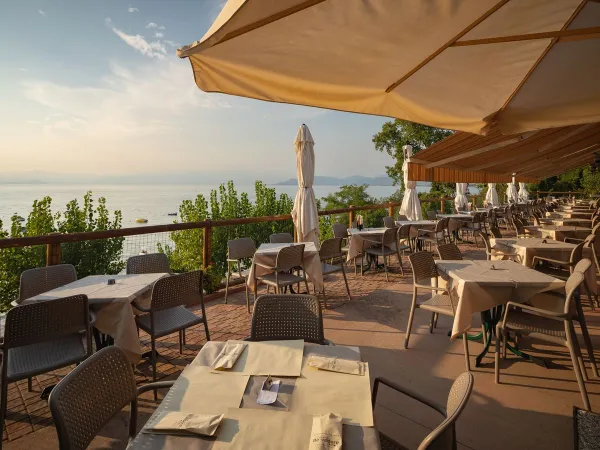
495;327;501;383
203;318;211;341
429;312;435;333
433;313;439;329
463;333;471;372
0;382;7;450
182;329;186;346
245;285;250;314
304;279;310;297
569;322;589;382
502;331;507;359
383;255;389;282
224;271;230;304
27;377;32;392
566;325;591;410
341;264;352;301
397;251;404;276
151;336;157;401
578;317;599;378
321;284;328;310
404;299;417;349
178;330;183;354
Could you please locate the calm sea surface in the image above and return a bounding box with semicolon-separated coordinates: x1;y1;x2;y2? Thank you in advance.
0;183;435;229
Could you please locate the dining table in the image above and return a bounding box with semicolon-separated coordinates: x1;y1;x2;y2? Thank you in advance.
127;340;380;450
524;225;592;242
546;211;593;220
546;218;593;227
24;273;167;363
247;242;323;291
436;259;565;366
395;219;437;238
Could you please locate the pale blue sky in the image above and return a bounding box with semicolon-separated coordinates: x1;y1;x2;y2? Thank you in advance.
0;0;393;183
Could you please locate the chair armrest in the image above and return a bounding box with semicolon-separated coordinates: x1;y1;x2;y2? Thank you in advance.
130;380;177;443
322;339;335;346
137;380;176;396
564;237;585;244
372;377;445;416
414;283;448;293
532;255;570;267
504;301;567;322
89;310;97;328
254;261;276;270
131;300;151;313
361;238;382;246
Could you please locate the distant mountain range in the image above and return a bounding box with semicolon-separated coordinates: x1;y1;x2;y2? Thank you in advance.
276;175;394;186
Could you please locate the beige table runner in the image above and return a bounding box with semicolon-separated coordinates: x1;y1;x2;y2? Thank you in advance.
247;242;323;290
437;260;565;339
25;273;166;363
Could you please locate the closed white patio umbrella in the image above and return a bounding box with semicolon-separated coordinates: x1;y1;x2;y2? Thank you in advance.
454;183;468;211
399;145;422;221
291;124;319;245
178;1;600;135
518;182;529;202
485;183;499;207
507;176;518;203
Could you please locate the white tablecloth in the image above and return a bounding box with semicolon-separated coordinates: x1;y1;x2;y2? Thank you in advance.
549;218;593;227
436;260;565;339
346;228;386;261
395;220;437;238
524;225;591;241
26;273;167;363
546;211;592;219
247;242;323;291
492;238;598;294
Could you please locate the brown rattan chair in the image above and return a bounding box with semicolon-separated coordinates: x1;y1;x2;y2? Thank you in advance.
253;244;310;298
373;372;474;450
248;294;331;345
383;216;396;228
17;264;77;304
134;270;209;399
0;295;93;448
495;271;593;410
397;214;408;221
479;231;520;262
49;346;174;450
489;225;503;238
416;217;448;253
574;406;600;450
319;238;352;307
426;210;438;220
361;227;404;280
405;252;471;371
332;223;350;255
225;237;256;312
532;241;584;279
461;212;482;247
437;243;463;261
126;253;170;275
269;232;294;244
397;224;413;254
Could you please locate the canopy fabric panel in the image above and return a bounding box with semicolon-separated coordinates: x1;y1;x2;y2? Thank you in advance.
406;122;600;182
178;0;600;135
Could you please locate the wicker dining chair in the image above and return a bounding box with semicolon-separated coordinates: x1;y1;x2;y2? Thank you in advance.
269;232;294;243
0;295;93;449
416;218;448;253
248;294;331;345
462;212;482;247
49;346;174;450
495;271;592;410
225;238;256;312
361;227;404;280
253;244;310;298
397;214;408;221
479;231;520;262
383;216;396;228
532;242;584;280
426;210;437;220
397;224;413;254
437;243;463;261
573;406;600;450
489;225;503;238
133;270;209;399
319;238;352;307
373;372;474;450
405;252;471;371
126;253;170;275
17;264;77;304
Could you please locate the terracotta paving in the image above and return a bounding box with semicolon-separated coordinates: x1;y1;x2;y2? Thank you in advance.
4;233;600;449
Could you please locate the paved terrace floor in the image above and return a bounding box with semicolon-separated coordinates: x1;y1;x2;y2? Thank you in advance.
4;235;600;449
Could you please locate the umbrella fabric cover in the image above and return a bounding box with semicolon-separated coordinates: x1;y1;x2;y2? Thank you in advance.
291;124;319;245
399;145;422;221
454;183;468;211
518;182;529;202
507;177;518;203
485;183;499;207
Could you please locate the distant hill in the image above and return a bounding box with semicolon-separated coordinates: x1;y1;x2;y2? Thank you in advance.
275;175;394;186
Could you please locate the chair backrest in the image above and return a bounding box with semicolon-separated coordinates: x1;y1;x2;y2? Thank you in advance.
383;216;396;228
419;372;474;450
151;270;203;311
397;224;411;240
447;218;459;234
276;244;305;272
564;271;586;315
435;217;448;232
426;210;437;220
408;251;438;284
437;243;463;261
573;406;600;450
227;237;256;260
319;238;343;261
382;227;398;246
250;294;325;344
573;258;592;276
126;253;170;275
4;294;90;349
397;214;408;221
49;347;137;450
490;226;502;238
478;231;493;257
332;223;348;239
269;232;294;244
19;264;77;302
513;218;525;235
570;242;585;265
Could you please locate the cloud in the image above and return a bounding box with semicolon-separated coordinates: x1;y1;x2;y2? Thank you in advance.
158;25;165;30
21;61;231;138
38;9;46;16
128;7;139;12
146;22;157;28
19;68;29;72
110;26;167;59
155;32;164;38
163;40;180;48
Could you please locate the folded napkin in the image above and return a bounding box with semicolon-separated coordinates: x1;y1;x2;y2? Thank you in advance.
145;412;224;436
309;413;342;450
212;341;247;370
307;355;366;376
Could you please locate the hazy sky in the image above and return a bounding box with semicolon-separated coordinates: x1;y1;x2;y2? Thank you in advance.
0;0;394;183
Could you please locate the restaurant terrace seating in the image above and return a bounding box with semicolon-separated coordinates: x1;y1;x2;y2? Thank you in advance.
269;232;294;244
126;253;170;275
318;237;352;306
224;237;256;311
16;264;77;305
253;244;309;296
361;227;404;280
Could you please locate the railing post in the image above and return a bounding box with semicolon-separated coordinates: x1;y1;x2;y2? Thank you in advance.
388;203;394;218
202;220;212;269
536;191;540;199
46;233;61;266
440;197;444;213
348;206;354;228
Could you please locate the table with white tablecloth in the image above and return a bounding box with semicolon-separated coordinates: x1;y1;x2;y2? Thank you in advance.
247;242;323;291
346;228;387;261
395;220;437;238
546;211;592;219
26;273;167;363
547;218;593;227
524;225;592;242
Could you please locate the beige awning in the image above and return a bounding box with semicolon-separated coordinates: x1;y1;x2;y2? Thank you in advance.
178;0;600;135
407;122;600;182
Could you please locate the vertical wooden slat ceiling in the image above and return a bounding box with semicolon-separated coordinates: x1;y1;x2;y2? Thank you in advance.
407;122;600;182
